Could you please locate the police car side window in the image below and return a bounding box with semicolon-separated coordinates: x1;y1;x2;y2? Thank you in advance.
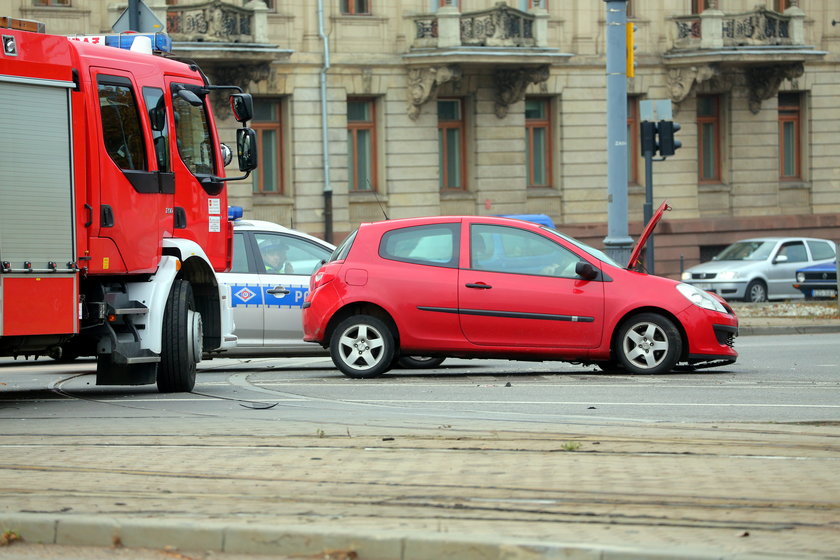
231;233;249;273
97;77;147;171
379;224;459;268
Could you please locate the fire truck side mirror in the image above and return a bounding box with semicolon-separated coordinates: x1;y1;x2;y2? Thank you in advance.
230;94;254;124
236;127;258;172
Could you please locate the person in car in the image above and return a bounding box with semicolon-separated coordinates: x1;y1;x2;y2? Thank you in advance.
263;243;294;274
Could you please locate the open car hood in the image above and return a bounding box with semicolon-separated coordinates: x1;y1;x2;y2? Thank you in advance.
627;200;671;269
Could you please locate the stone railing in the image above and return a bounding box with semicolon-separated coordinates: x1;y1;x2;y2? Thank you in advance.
672;7;804;50
167;0;265;43
412;1;546;49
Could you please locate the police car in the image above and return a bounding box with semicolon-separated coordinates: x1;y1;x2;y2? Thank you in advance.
217;210;335;357
218;209;446;368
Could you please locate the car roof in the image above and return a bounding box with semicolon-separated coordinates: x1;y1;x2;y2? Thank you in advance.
734;237;834;243
358;215;547;231
232;219;335;249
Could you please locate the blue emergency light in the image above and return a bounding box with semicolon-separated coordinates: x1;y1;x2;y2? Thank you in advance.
106;33;171;53
228;206;244;221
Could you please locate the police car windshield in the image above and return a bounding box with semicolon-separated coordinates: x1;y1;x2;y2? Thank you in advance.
542;227;621;268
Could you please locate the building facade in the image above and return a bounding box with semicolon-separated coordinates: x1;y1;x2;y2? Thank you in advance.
7;0;840;278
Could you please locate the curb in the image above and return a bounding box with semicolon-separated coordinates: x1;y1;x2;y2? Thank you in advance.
737;324;840;336
0;513;798;560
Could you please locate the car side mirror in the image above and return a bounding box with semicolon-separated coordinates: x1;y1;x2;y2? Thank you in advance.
236;127;258;172
774;255;789;264
575;261;598;280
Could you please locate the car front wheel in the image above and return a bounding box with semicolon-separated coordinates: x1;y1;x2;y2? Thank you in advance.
615;313;682;375
745;280;768;303
330;315;395;378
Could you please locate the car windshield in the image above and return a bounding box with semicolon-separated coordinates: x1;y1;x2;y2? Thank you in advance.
714;241;775;261
542;227;621;268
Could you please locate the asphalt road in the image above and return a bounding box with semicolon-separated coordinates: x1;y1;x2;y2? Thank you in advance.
1;332;839;559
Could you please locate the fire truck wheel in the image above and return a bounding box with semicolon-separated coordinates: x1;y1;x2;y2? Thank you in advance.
157;279;202;393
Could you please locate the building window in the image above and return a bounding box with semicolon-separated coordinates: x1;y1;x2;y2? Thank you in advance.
691;0;712;14
774;0;791;12
626;0;634;17
341;0;370;15
438;0;460;8
438;98;466;190
778;92;801;180
627;96;639;185
347;98;377;191
697;95;721;183
32;0;70;5
525;98;552;188
520;0;548;8
252;99;283;194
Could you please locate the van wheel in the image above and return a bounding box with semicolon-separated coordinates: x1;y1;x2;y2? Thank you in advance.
331;315;395;378
396;356;446;369
745;280;767;303
615;313;682;375
157;280;202;393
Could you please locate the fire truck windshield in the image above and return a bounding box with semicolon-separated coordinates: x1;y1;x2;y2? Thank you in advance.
173;90;215;178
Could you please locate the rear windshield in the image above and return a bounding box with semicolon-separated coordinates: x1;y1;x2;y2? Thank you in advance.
329;229;357;262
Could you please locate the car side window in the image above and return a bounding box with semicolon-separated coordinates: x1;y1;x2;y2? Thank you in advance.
470;224;581;278
777;241;807;263
231;233;249;273
807;240;836;261
255;233;332;276
379;224;459;268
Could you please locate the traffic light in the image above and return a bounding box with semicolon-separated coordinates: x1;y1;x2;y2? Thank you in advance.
640;121;657;156
657;120;682;156
626;22;637;78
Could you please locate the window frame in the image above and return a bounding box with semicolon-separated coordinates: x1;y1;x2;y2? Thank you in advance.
438;98;467;191
251;98;284;195
525;97;553;188
347;97;378;192
697;94;722;183
778;92;801;181
627;96;639;185
341;0;371;15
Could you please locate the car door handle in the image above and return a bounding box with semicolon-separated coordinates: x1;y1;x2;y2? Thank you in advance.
267;286;290;295
465;283;492;289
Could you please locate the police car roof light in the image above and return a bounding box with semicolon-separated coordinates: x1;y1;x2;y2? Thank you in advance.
228;206;244;221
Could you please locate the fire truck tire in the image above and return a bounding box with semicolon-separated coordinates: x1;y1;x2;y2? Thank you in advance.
157;279;202;393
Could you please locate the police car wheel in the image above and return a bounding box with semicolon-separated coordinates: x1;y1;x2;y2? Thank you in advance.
330;315;395;378
158;280;201;393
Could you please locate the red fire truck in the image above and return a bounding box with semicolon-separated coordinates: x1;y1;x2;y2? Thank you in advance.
0;17;258;392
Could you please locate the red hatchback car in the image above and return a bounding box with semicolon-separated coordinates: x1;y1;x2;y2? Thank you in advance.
303;203;738;378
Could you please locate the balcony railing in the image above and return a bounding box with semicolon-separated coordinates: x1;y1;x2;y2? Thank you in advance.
167;0;260;43
413;1;546;49
672;7;803;51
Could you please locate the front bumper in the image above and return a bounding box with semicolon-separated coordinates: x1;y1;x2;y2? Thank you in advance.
676;304;739;363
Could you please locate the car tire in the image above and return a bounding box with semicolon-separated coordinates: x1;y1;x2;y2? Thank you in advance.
615;313;682;375
744;280;768;303
396;356;446;369
330;315;395;378
157;280;202;393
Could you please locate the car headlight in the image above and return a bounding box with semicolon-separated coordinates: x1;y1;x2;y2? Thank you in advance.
796;272;805;283
716;271;740;281
677;283;727;313
680;271;691;281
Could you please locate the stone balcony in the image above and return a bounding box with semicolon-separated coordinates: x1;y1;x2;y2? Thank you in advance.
165;0;290;88
405;1;569;120
663;2;824;113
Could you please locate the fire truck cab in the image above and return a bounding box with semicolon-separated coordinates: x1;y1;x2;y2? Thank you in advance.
0;17;258;392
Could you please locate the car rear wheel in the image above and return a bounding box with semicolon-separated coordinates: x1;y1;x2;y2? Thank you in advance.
396;356;446;369
615;313;682;375
744;280;768;303
330;315;395;378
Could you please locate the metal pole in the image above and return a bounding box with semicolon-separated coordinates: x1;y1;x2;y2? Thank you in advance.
317;0;333;243
128;0;139;32
602;0;634;265
643;149;654;273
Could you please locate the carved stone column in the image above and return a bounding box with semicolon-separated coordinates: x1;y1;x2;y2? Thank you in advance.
406;65;462;120
493;65;550;118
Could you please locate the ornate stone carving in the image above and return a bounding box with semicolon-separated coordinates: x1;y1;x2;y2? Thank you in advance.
493;65;549;118
745;63;804;113
167;0;253;43
667;65;716;103
406;65;462;120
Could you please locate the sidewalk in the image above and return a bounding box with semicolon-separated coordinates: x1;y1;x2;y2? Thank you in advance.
732;301;840;336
